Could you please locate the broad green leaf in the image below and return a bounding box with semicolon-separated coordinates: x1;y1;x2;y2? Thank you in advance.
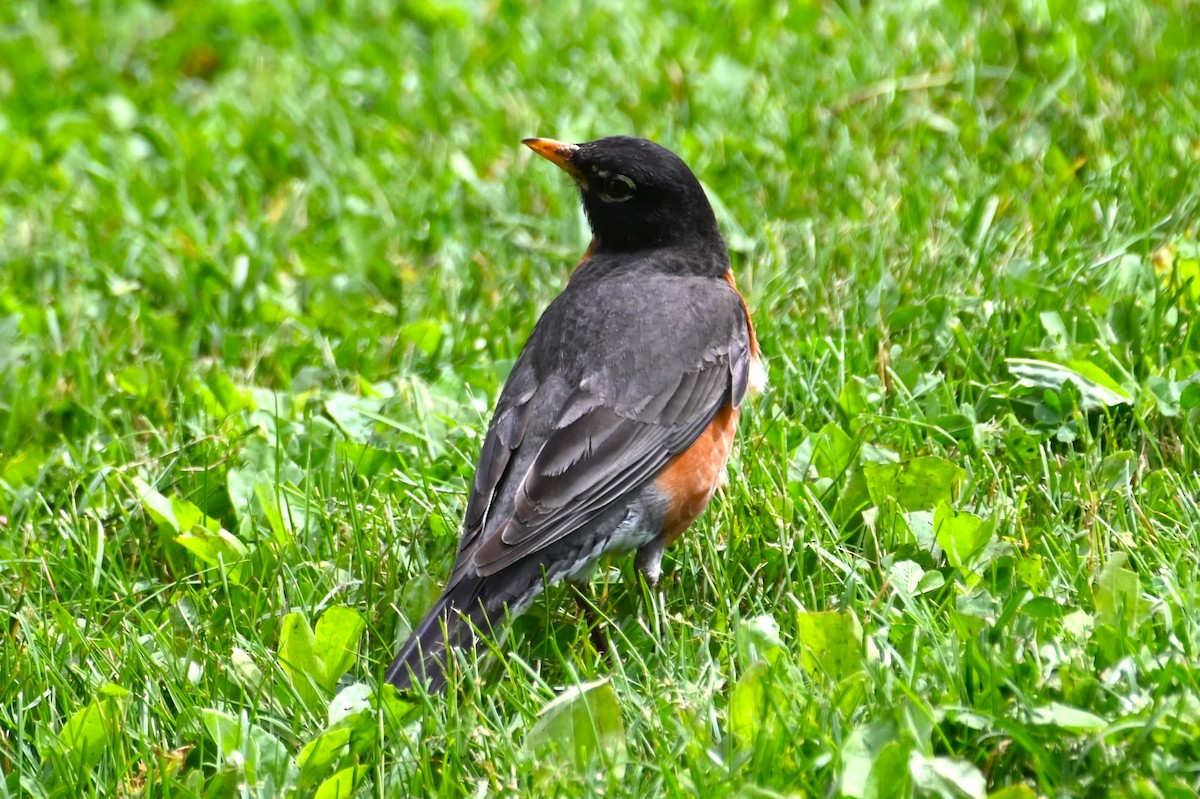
889;560;925;599
1028;702;1107;731
298;727;353;790
131;477;178;531
896;699;935;752
918;570;946;594
243;718;297;791
1148;376;1183;416
736;614;785;666
128;477;251;581
956;589;1001;625
865;739;913;799
169;493;214;532
1001;417;1040;469
400;318;445;356
230;647;265;693
904;509;937;552
175;526;249;567
335;440;400;478
114;364;151;397
0;447;49;487
314;765;369;799
200;708;296;788
397;574;443;638
227;433;306;524
524;679;626;783
1039;310;1070;345
934;502;994;572
811;423;855;480
929;413;976;444
279;612;325;706
839;375;885;420
200;708;246;762
254;482;293;544
204;765;242;798
202;367;254;416
1170;243;1200;302
378;686;419;736
1097;450;1135;492
323;392;389;442
1094;553;1149;628
1020;597;1062;619
840;720;897;799
835;671;872;718
864;457;965;512
728;661;773;746
1181;379;1200;410
1006;358;1130;409
313;606;366;687
796;609;864;680
860;441;901;465
909;752;987;799
1065;360;1131;398
1062;609;1095;640
55;684;129;771
278;608;365;705
832;467;874;526
328;682;374;727
988;786;1037;799
1016;555;1046;592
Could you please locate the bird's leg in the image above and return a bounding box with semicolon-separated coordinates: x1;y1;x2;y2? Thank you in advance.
635;537;668;650
569;581;609;656
635;537;666;587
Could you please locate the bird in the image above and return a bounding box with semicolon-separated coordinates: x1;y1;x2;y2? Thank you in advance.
385;135;764;692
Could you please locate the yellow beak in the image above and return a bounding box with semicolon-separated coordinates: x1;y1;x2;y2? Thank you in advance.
523;138;586;185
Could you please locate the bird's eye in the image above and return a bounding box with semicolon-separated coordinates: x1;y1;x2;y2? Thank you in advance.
597;173;636;203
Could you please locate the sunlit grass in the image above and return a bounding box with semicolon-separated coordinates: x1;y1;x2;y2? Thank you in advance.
2;1;1199;797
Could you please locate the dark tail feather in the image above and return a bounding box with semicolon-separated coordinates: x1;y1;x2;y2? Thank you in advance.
384;576;493;693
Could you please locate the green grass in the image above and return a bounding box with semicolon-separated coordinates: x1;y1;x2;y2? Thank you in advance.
3;0;1200;796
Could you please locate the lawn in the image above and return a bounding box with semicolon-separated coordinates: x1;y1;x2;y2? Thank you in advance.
2;0;1199;796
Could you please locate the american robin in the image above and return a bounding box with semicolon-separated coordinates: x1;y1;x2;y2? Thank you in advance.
385;135;764;692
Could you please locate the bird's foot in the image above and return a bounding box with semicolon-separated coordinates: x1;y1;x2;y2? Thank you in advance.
569;582;610;657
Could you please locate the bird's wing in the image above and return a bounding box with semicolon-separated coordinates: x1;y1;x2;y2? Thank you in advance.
454;275;753;578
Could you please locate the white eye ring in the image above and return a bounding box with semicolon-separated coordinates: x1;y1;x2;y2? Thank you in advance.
597;174;636;203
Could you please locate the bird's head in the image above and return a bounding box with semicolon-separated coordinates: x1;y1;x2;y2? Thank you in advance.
524;135;723;255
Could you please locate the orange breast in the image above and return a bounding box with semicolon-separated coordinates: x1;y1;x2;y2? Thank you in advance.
654;401;740;544
722;270;760;361
653;269;761;545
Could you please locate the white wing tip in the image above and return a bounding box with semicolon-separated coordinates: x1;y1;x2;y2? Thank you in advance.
748;354;768;394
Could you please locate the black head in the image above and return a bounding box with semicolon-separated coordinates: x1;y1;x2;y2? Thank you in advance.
524;135;725;257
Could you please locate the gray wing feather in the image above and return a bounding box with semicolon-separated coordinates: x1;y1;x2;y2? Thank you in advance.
454;272;752;579
473;355;732;575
